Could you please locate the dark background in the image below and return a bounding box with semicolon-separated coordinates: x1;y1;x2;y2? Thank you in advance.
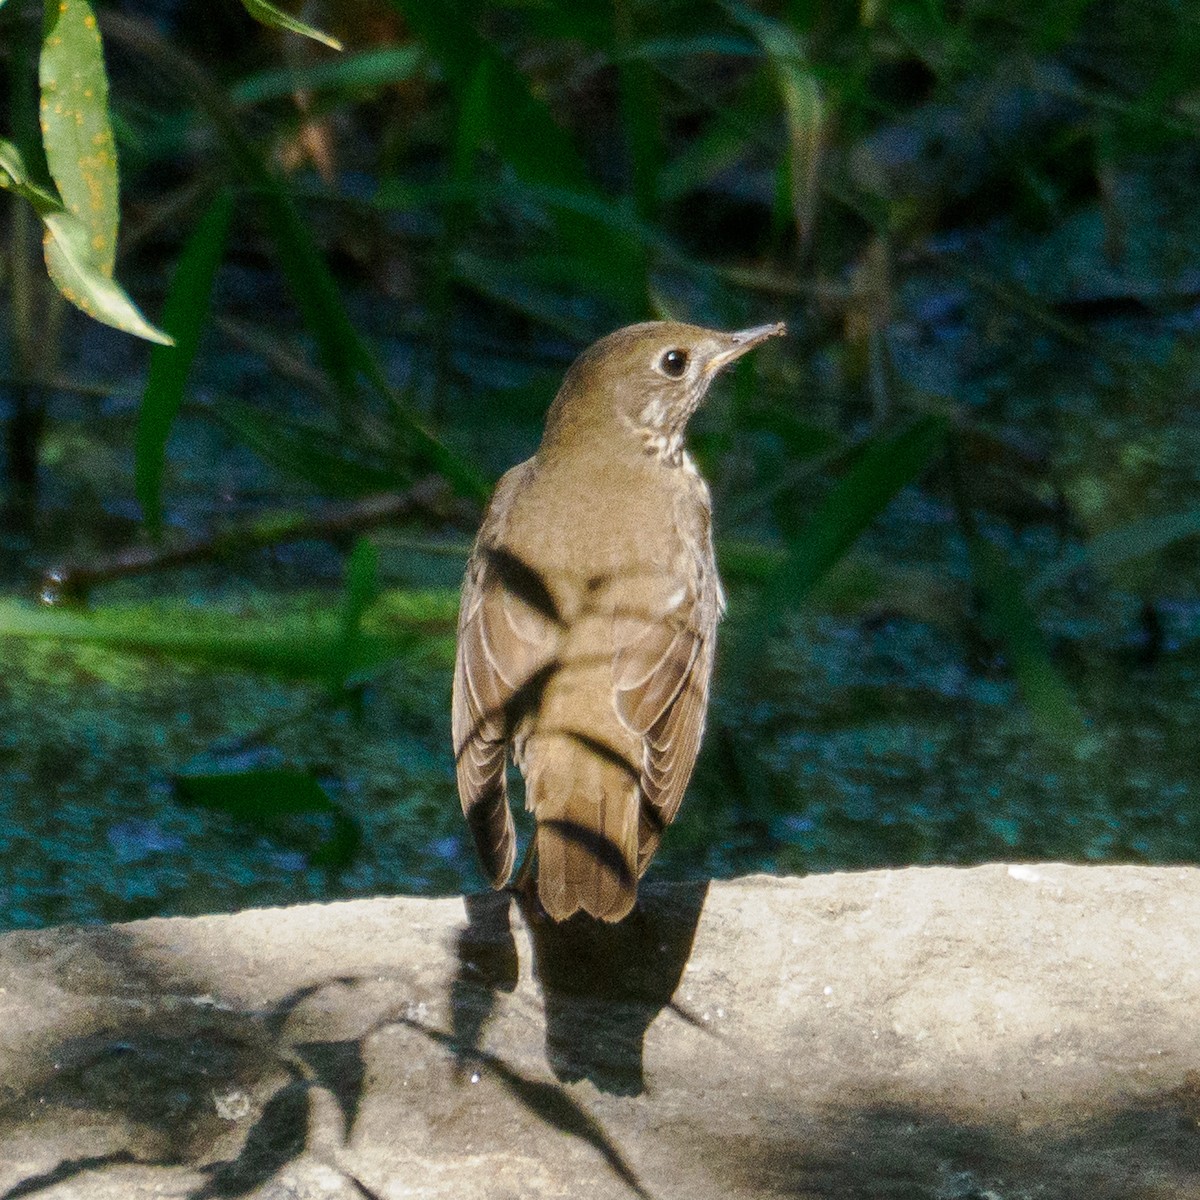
1;0;1198;929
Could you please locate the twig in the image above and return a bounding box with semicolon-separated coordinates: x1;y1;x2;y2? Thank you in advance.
39;477;477;603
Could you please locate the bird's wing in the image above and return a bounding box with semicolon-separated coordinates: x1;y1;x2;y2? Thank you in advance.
452;472;559;885
611;579;720;875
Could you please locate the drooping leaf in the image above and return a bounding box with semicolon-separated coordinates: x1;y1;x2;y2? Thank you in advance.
733;5;825;249
742;407;839;460
42;211;173;343
215;400;411;496
247;171;488;500
766;416;949;613
389;0;589;191
613;0;660;222
137;189;234;535
725;417;948;679
968;536;1089;747
0;137;171;343
176;770;360;869
239;0;343;50
110;21;486;500
338;538;379;682
0;137;61;211
1030;508;1200;597
387;0;645;313
231;45;424;106
0;596;415;681
39;0;118;275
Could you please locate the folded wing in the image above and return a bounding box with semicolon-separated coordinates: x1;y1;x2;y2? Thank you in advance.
452;534;560;886
612;580;719;875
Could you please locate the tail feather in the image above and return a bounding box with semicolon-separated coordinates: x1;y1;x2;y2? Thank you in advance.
527;734;640;922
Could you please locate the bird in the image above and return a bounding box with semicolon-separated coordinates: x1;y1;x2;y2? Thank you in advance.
452;320;785;922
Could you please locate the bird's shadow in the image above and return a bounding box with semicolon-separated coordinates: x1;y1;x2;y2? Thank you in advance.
450;880;710;1095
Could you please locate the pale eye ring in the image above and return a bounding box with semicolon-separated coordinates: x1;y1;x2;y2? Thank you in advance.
659;348;688;378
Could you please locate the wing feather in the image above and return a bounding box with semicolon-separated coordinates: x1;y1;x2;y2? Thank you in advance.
612;579;719;876
451;469;558;886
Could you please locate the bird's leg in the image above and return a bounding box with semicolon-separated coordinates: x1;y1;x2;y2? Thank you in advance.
508;836;548;920
510;835;537;895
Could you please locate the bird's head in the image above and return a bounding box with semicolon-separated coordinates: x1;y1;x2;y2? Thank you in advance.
541;320;785;464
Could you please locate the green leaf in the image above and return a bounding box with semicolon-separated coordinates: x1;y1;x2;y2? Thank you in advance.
42;208;173;343
239;0;343;50
137;189;234;535
768;416;948;611
733;5;825;248
215;400;411;496
40;0;118;275
390;0;588;191
230;45;424;106
726;418;947;678
0;137;61;212
338;538;379;681
968;537;1089;747
1030;508;1200;597
176;770;360;869
742;407;839;460
0;596;415;681
0;136;172;344
38;17;478;496
387;0;646;312
246;171;488;500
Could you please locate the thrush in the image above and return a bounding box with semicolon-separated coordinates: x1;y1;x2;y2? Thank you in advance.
452;320;785;922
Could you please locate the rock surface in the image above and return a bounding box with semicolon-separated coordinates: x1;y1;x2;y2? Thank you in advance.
2;865;1199;1199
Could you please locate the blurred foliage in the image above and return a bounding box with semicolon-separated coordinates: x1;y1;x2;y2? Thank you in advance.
1;0;1199;926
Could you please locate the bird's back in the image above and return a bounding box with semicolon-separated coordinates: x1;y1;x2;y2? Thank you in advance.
498;449;702;920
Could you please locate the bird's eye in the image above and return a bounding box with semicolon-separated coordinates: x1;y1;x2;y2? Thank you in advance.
659;349;689;378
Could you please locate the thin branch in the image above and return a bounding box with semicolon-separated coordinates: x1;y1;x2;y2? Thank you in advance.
39;477;476;603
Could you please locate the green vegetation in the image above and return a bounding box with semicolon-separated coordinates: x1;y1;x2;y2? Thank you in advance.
1;0;1198;928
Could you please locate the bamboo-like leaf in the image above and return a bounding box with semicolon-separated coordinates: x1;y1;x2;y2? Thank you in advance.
216;401;411;496
247;170;488;499
93;20;482;492
239;0;343;50
338;538;379;681
726;417;947;676
0;137;59;211
388;0;645;311
390;0;589;191
968;537;1089;746
1030;509;1200;597
0;597;415;680
176;770;360;869
137;190;234;535
231;45;424;106
734;5;825;249
41;211;172;343
767;417;948;611
39;0;118;275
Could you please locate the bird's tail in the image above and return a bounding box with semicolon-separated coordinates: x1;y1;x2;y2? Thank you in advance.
526;731;640;922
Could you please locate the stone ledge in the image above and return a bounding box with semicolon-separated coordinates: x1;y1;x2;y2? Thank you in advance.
2;864;1199;1198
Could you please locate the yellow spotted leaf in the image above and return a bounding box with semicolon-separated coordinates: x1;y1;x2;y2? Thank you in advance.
39;0;119;276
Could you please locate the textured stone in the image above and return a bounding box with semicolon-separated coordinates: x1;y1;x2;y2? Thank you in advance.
1;866;1199;1198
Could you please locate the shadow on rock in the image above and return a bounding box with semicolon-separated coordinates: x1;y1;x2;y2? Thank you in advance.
517;879;709;1094
448;889;521;1076
699;1092;1200;1200
0;924;376;1200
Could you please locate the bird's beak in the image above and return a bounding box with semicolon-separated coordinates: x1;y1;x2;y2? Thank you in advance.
703;321;787;375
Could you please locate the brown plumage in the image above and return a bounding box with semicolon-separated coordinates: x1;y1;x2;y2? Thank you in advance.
452;320;785;921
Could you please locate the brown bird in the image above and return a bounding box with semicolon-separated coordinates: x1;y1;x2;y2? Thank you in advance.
452;320;785;922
